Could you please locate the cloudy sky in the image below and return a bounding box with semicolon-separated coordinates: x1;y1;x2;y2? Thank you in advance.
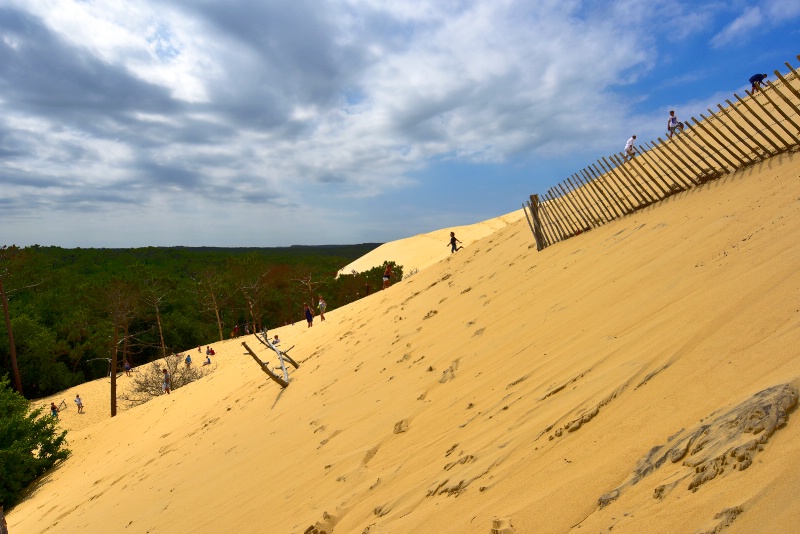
1;0;798;248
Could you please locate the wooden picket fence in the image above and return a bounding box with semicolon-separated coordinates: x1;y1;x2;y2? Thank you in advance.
523;55;800;251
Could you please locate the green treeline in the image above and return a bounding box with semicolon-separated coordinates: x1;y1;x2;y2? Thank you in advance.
0;245;402;399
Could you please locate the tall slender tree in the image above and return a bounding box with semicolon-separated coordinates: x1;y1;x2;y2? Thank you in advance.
101;278;140;417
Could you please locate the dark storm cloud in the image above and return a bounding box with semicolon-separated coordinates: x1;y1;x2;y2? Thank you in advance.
0;9;178;124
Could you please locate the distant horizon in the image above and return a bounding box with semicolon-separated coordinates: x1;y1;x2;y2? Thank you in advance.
2;1;798;248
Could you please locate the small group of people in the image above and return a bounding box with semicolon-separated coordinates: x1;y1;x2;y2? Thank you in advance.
185;352;211;368
624;72;768;160
303;295;327;327
49;394;84;418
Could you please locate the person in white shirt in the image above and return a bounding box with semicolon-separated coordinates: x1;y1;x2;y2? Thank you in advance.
624;135;637;161
667;110;684;139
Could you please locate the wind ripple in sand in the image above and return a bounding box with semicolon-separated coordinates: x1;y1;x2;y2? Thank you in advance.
598;383;797;508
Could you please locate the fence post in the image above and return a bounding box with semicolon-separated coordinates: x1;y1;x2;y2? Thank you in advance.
528;195;547;251
538;195;562;244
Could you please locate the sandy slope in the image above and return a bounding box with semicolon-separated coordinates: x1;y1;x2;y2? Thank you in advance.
8;151;800;534
338;210;525;276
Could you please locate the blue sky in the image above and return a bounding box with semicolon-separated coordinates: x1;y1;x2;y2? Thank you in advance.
1;0;798;248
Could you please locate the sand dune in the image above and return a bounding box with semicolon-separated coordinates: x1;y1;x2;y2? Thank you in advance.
8;151;800;533
338;210;524;276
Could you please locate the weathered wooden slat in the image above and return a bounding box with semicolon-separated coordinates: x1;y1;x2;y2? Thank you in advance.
567;175;602;227
655;137;702;186
544;190;574;239
600;157;645;207
586;165;628;216
674;124;730;175
733;93;791;149
658;136;708;182
773;70;800;101
763;81;800;134
557;183;592;231
638;143;686;193
741;91;799;146
696;114;752;167
628;145;670;196
523;202;538;241
595;161;637;211
635;143;684;192
708;107;762;161
643;141;695;189
723;100;780;153
580;168;617;220
536;196;559;245
610;153;656;203
638;146;680;198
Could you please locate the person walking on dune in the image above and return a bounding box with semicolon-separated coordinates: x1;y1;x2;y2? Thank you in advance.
667;110;684;139
624;135;637;161
304;303;314;328
749;73;768;93
318;295;327;321
382;263;393;289
162;369;171;394
447;231;463;253
74;394;84;413
50;402;59;418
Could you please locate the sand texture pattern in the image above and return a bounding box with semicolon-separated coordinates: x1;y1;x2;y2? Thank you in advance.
8;151;800;533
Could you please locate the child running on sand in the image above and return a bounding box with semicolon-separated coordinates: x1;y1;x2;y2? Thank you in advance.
447;231;463;253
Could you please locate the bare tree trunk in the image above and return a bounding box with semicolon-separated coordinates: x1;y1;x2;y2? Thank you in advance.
0;504;9;534
110;326;119;417
155;302;167;359
0;278;22;394
211;289;224;341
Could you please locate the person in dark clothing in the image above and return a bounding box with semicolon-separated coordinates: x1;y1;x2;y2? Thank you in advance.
749;73;768;93
447;231;463;253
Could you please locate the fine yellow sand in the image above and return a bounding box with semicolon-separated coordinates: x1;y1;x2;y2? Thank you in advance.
8;151;800;533
338;210;524;276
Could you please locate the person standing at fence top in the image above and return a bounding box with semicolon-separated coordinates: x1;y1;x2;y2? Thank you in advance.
667;111;684;139
447;231;463;253
749;73;768;93
624;135;637;161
